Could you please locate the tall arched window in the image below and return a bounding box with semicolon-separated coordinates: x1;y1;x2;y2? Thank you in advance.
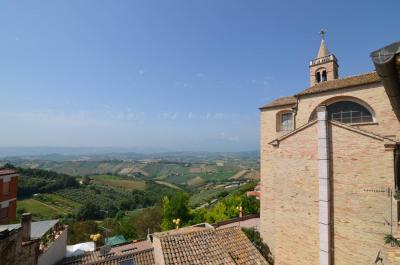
327;101;373;123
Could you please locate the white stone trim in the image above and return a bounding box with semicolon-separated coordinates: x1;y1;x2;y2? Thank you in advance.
0;198;16;208
0;174;18;181
317;105;331;265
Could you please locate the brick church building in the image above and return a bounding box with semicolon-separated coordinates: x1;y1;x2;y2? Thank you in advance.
260;36;400;264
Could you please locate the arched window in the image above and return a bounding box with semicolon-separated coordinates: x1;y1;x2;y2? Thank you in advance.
316;72;321;83
321;70;327;82
278;112;293;131
327;101;373;123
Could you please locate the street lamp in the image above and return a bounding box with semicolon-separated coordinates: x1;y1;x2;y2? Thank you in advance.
172;218;181;229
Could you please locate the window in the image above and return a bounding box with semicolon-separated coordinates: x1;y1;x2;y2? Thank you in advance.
2;182;10;195
327;101;373;123
316;72;321;83
0;207;8;220
321;70;327;82
280;112;293;131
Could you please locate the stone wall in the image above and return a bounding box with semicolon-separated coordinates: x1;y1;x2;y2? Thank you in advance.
0;228;39;265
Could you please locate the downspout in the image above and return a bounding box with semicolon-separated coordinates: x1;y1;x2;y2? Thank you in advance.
292;96;300;130
317;105;331;265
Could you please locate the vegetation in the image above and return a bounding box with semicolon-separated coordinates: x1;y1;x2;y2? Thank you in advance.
242;228;274;265
91;174;146;190
3;154;260;246
17;198;65;220
161;183;259;230
3;163;79;199
384;234;400;247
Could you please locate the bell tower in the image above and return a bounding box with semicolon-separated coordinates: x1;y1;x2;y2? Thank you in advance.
309;30;339;86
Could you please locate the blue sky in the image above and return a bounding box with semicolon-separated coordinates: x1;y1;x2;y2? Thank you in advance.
0;0;399;152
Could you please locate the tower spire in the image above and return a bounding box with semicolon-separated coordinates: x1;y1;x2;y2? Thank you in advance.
309;29;339;86
317;29;329;58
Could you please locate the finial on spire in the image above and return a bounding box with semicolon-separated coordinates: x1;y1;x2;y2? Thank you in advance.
319;29;327;40
317;29;329;58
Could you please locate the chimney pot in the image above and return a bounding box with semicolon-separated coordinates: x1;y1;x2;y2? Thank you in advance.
21;213;32;241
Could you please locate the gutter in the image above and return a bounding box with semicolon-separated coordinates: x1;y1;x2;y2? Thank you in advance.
370;41;400;119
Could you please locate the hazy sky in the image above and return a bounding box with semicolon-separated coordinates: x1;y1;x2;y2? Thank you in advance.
0;0;399;152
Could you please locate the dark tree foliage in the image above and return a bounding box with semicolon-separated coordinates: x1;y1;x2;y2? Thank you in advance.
77;201;104;220
242;228;274;265
9;165;80;198
67;221;104;245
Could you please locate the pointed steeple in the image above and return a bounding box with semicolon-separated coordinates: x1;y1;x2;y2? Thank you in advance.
317;39;329;58
317;29;329;58
309;29;339;86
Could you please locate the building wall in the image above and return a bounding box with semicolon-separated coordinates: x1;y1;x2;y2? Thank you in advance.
152;236;165;265
260;84;400;264
296;83;400;139
0;175;18;201
260;105;302;252
0;174;18;224
38;228;67;265
330;124;396;264
0;229;39;265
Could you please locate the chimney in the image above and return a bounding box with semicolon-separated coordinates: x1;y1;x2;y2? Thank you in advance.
21;213;32;241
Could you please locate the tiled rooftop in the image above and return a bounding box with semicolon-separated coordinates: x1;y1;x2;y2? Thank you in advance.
59;240;154;265
260;96;297;109
296;71;380;96
260;72;381;109
154;226;268;265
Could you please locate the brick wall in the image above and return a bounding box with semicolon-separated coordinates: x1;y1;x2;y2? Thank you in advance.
330;123;395;264
296;83;400;139
260;83;400;264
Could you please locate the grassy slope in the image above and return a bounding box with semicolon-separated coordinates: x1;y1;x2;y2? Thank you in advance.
17;198;66;220
91;174;146;190
154;180;182;190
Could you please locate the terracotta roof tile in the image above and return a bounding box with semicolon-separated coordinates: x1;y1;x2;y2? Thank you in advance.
259;96;297;109
0;168;17;176
155;226;268;265
296;71;380;96
59;241;154;265
260;72;381;110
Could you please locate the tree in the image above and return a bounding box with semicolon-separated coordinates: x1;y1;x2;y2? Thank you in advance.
161;192;190;230
77;201;104;220
67;221;103;245
133;206;162;238
242;228;274;265
189;208;207;225
205;202;228;223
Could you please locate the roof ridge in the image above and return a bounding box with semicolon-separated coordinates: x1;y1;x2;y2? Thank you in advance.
295;71;380;97
154;227;215;239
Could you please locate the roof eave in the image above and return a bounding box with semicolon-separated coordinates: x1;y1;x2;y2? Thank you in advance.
259;102;296;111
371;41;400;120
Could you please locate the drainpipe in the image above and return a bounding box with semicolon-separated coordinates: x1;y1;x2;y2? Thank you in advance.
317;105;331;265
